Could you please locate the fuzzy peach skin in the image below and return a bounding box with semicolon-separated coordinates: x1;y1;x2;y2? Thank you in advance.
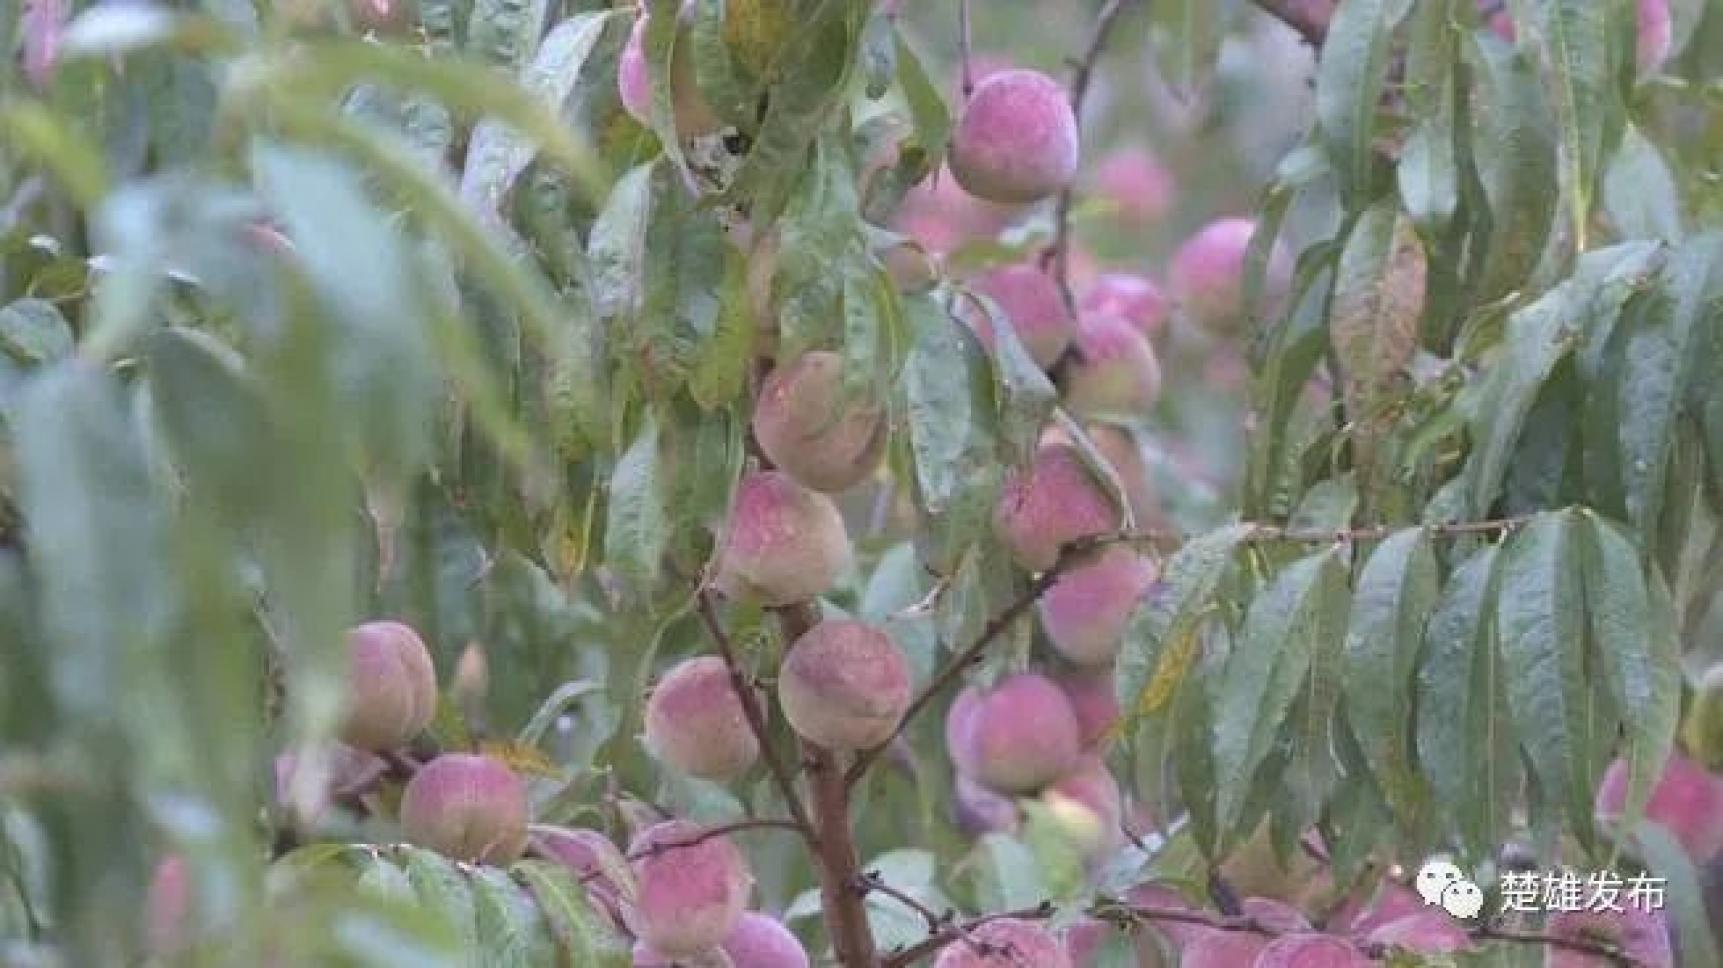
399;753;530;865
1168;217;1293;332
967;263;1077;368
895;165;1020;257
1056;667;1121;749
933;917;1072;968
1366;910;1475;956
644;656;761;780
1038;546;1157;666
1063;313;1163;418
713;470;850;607
1091;146;1174;226
948;69;1079;204
719;912;811;968
1544;898;1674;968
778;619;911;751
1254;933;1374;967
627;819;754;959
1593;751;1723;860
752;351;887;493
947;673;1082;794
953;773;1020;837
994;442;1123;572
339;620;438;753
1080;272;1171;337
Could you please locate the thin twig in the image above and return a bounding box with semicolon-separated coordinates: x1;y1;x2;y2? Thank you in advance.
622;818;805;862
1042;0;1133;316
957;0;975;98
1474;924;1646;968
878;902;1058;968
1248;0;1333;47
695;589;819;844
854;870;950;932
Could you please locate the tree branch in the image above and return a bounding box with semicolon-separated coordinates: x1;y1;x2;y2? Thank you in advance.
1248;0;1333;47
878;902;1058;968
1473;924;1647;968
695;589;819;844
620;818;806;862
957;0;975;99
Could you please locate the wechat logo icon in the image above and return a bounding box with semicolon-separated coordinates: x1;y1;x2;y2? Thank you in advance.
1417;858;1485;920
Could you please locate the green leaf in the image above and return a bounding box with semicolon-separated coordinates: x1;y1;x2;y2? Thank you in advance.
1212;547;1348;835
1315;0;1402;204
602;412;670;598
1496;510;1596;851
465;0;550;70
892;30;950;160
145;328;277;522
1116;524;1253;732
1416;545;1514;859
1152;0;1222;93
1343;528;1438;830
1634;822;1721;968
633;160;727;395
1578;514;1680;852
469;866;556;966
0;299;74;366
1330;200;1426;415
689;0;758;130
1523;0;1617;253
399;846;480;952
1397;0;1460;238
1602;124;1682;242
642;0;691;174
687;244;757;409
512;860;631;966
973;832;1049;913
1466;33;1558;302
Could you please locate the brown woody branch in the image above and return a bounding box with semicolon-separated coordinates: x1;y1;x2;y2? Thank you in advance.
695;590;819;844
620;818;805;862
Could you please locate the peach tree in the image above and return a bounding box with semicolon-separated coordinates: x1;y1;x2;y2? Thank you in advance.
0;0;1722;966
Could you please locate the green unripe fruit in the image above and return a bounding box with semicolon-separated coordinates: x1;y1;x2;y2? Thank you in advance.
399;753;529;865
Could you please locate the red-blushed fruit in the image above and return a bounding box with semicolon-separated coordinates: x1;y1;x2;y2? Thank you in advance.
752;351;887;493
1367;910;1474;955
954;773;1021;837
1255;933;1373;967
947;673;1083;794
1090;146;1174;227
1594;752;1723;860
339;620;438;753
399;754;530;865
531;825;636;931
1178;928;1268;967
1040;755;1124;856
720;912;811;968
1063;314;1163;417
1056;666;1121;749
1684;663;1723;772
1080;273;1171;338
994;442;1123;572
617;5;721;138
778;620;911;751
146;854;191;956
627;820;754;959
1544;901;1674;967
968;264;1077;368
948;69;1079;204
1085;421;1163;530
895;166;1019;257
632;943;734;967
1039;546;1157;666
714;470;851;607
1168;217;1292;332
644;656;760;780
1242;896;1314;932
1328;880;1422;936
933;917;1072;968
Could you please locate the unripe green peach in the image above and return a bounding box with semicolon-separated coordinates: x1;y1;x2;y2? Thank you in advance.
399;753;529;865
967;264;1076;369
1038;546;1157;666
949;70;1079;204
1062;314;1163;417
720;912;811;968
627;820;754;958
1594;751;1723;860
947;673;1082;794
1255;933;1372;967
752;352;887;493
1545;902;1673;967
530;825;635;931
779;620;911;751
1056;667;1121;750
714;470;850;606
934;917;1071;968
339;620;438;753
1039;756;1123;857
644;656;760;780
1683;663;1723;771
1366;911;1473;955
1168;217;1292;333
1080;273;1171;338
954;773;1020;837
618;5;721;139
994;442;1123;573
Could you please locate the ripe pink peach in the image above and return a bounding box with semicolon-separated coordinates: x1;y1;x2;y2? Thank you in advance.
339;620;438;753
1594;752;1723;860
1040;756;1123;856
1179;928;1268;967
779;620;911;751
631;943;733;967
1255;933;1373;967
954;773;1020;837
949;69;1079;204
1168;217;1292;333
399;753;530;865
628;820;754;958
1080;273;1171;338
895;166;1019;257
1545;902;1674;967
1091;147;1174;226
618;5;721;138
145;855;191;956
947;673;1082;794
968;264;1077;368
934;917;1071;968
720;912;811;968
1086;421;1162;529
644;656;760;780
714;470;850;606
752;351;887;493
1063;314;1164;417
1056;667;1121;750
994;442;1123;572
1039;546;1156;666
1367;910;1474;955
1242;896;1315;933
530;825;634;931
